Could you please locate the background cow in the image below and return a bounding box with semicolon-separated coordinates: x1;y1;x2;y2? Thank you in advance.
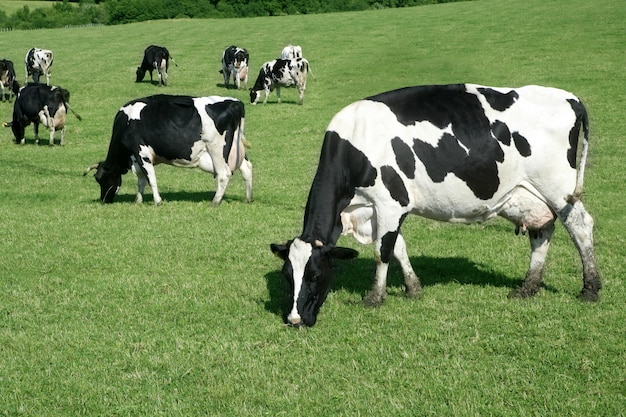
281;44;302;60
25;48;54;85
85;94;253;205
249;58;309;105
221;45;249;90
3;83;72;145
0;59;19;102
136;45;172;86
271;84;601;327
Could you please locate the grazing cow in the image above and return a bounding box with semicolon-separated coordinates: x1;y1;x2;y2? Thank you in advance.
281;44;302;60
85;94;253;205
0;59;20;102
25;48;54;85
271;84;601;327
3;83;71;145
136;45;171;86
221;45;249;90
250;58;309;105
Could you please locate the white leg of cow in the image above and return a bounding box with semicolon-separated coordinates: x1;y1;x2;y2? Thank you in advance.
393;233;422;298
297;85;305;105
276;87;281;104
239;158;254;203
139;162;163;205
60;127;65;146
205;144;232;205
130;161;147;204
365;242;390;307
509;222;555;298
558;201;602;301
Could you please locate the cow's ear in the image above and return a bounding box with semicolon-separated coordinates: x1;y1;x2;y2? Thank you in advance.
329;247;359;260
270;243;289;260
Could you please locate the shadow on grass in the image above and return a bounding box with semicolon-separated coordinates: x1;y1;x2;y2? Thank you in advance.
263;255;554;321
86;190;253;205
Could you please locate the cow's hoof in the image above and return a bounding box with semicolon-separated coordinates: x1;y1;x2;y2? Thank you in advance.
363;291;386;308
507;286;540;299
578;288;600;302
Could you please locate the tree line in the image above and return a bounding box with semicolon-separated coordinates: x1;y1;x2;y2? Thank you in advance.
0;0;462;30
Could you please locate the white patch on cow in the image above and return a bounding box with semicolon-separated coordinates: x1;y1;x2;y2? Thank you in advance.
121;102;147;121
287;238;312;324
341;204;376;244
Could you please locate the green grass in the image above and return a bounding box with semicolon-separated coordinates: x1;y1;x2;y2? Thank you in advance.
0;0;625;415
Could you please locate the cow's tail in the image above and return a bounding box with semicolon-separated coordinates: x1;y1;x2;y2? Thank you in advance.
66;104;83;121
571;101;590;202
170;55;178;67
305;59;316;81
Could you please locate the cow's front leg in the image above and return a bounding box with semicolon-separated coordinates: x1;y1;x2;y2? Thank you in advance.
131;161;148;204
364;231;399;307
509;222;555;298
33;122;40;145
393;233;421;298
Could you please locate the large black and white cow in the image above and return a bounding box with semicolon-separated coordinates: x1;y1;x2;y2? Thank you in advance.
3;83;72;145
249;58;309;105
221;45;249;90
271;84;602;327
136;45;172;86
85;94;253;205
0;59;19;102
25;48;54;85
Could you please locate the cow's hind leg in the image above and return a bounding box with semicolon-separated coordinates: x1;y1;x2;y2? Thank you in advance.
239;158;254;203
509;222;555;299
130;161;148;204
559;200;601;301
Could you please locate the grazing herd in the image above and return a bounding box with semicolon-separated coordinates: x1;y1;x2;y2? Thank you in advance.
1;43;602;327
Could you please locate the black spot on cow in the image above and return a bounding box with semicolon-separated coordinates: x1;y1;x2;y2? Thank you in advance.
381;165;409;207
512;132;532;157
368;84;505;200
567;98;587;169
391;137;415;179
491;120;511;146
477;87;519;111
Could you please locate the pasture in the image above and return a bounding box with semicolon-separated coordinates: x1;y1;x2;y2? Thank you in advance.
0;0;624;415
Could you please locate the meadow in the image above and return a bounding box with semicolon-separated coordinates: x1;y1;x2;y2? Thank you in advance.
0;0;624;415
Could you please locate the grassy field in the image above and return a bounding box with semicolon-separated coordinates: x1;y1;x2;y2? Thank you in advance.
0;0;625;415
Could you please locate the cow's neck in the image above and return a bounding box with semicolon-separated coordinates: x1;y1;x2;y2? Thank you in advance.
300;131;377;246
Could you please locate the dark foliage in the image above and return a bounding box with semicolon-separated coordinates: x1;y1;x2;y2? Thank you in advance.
0;0;464;29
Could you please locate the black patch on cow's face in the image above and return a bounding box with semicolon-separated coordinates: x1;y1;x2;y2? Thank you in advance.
381;165;410;207
491;120;511;146
477;87;519;111
136;67;146;82
512;132;532;157
368;85;505;200
391;136;415;179
95;164;122;203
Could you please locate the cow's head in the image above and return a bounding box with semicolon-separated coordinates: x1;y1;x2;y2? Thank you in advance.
271;239;358;327
249;89;260;105
136;67;146;82
85;162;122;203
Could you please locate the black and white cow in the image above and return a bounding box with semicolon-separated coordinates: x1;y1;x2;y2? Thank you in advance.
0;59;19;102
281;44;302;60
85;94;253;205
136;45;171;86
3;83;71;145
271;84;601;327
249;58;309;105
221;45;249;90
25;48;53;85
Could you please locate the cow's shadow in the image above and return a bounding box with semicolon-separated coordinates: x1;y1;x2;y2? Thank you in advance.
90;190;250;204
263;255;544;320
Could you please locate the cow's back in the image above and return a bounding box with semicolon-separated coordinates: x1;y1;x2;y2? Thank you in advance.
326;84;584;222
